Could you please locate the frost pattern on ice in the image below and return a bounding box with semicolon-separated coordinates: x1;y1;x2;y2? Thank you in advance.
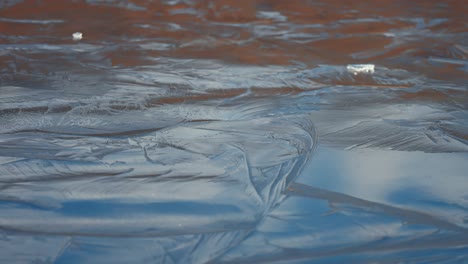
0;115;316;236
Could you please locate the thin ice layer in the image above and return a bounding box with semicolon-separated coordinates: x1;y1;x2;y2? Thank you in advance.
0;115;316;236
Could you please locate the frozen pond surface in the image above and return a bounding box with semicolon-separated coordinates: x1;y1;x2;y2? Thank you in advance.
0;1;467;263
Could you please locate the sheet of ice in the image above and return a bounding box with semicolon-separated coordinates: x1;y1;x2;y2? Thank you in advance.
1;0;467;263
0;115;315;236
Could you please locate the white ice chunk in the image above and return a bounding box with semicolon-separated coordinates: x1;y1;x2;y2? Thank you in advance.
347;64;375;74
72;32;83;41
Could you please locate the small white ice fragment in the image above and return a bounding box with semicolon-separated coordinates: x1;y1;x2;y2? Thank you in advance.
346;64;375;75
72;32;83;41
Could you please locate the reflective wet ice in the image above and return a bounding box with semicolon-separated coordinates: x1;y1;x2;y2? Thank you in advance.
0;1;467;263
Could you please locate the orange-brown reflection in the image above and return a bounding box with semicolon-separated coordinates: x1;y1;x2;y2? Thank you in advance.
1;0;466;88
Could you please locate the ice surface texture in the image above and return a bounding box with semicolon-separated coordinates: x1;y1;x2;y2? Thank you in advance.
1;0;467;263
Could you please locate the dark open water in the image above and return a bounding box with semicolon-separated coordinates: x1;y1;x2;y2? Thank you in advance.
0;1;467;263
